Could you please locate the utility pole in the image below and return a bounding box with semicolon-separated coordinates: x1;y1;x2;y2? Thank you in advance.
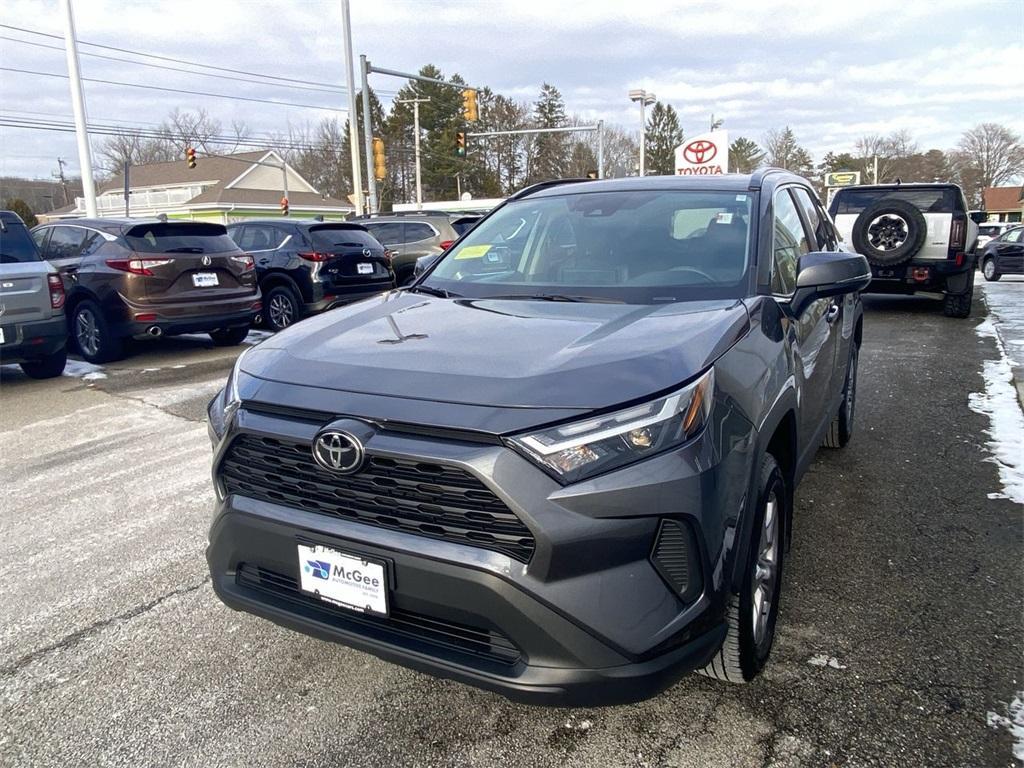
53;157;70;207
629;89;656;176
455;172;461;200
396;96;430;210
597;120;605;179
340;0;364;216
873;155;879;184
359;55;377;213
281;163;289;213
60;0;96;217
123;162;130;217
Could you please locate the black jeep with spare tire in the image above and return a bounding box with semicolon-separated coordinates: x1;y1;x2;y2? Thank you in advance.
828;183;982;318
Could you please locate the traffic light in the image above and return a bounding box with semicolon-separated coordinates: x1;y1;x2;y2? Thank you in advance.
455;132;466;158
280;196;289;216
185;147;196;169
461;89;478;122
372;137;386;181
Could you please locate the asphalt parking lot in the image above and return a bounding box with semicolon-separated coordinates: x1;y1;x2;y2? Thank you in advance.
1;288;1022;768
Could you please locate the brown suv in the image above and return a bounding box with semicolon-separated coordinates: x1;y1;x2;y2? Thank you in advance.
32;219;261;363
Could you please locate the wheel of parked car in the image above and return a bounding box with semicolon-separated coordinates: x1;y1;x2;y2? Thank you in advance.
209;326;250;346
824;344;858;448
851;198;927;267
942;268;974;319
19;346;68;380
264;285;300;331
72;299;123;364
699;453;786;683
982;258;1001;282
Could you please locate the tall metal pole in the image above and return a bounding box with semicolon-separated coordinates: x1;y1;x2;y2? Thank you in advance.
638;99;647;176
60;0;96;217
123;162;130;217
397;97;430;210
340;0;363;216
359;55;377;213
597;120;605;179
281;163;289;213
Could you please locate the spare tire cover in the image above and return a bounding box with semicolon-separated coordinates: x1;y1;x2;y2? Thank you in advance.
851;198;927;267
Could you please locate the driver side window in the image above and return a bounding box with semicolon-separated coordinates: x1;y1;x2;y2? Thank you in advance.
772;189;810;295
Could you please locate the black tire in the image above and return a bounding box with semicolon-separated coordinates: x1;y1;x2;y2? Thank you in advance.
982;258;1001;282
72;299;124;363
19;346;67;379
851;198;927;267
943;269;974;319
264;285;301;332
824;344;858;449
209;326;250;346
699;454;786;683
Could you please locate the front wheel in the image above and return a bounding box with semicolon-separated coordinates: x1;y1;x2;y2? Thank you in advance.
824;344;858;449
699;454;786;683
20;346;68;379
209;326;249;346
982;259;1001;282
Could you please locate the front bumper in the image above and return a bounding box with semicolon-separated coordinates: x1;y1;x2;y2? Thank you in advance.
205;402;756;705
0;315;67;364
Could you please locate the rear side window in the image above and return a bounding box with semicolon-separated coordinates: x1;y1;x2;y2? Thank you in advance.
125;222;237;254
364;222;403;245
831;188;958;216
404;222;437;242
234;225;287;251
309;226;381;251
46;226;87;260
0;222;41;263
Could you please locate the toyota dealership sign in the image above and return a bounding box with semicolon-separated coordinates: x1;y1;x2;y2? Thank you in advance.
675;130;729;175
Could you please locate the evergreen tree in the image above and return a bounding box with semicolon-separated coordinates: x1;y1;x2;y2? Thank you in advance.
644;102;683;175
528;83;567;183
729;137;766;173
4;198;36;228
764;127;814;177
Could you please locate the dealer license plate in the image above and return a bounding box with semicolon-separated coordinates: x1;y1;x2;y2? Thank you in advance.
192;272;219;287
297;543;388;616
0;327;5;344
357;262;374;275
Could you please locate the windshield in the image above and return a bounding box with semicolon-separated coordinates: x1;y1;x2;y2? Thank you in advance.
0;222;42;264
421;190;753;303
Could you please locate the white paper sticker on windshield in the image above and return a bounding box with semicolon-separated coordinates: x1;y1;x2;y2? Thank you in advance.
716;212;734;224
736;194;747;201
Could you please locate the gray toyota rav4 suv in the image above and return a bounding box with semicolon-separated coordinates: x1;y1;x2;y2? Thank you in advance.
206;171;870;705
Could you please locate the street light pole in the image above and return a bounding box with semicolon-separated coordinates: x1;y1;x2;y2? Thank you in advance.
60;0;96;217
340;0;364;215
359;54;377;214
397;97;430;210
628;89;656;177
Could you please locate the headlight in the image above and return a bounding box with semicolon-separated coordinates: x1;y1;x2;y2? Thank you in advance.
508;368;714;483
209;347;251;441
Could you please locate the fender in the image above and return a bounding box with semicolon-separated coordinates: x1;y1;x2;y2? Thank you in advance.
259;270;306;302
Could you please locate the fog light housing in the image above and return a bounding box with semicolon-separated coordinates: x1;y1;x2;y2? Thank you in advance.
651;519;702;603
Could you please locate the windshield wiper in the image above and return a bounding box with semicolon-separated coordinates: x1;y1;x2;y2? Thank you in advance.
409;284;459;299
479;293;624;304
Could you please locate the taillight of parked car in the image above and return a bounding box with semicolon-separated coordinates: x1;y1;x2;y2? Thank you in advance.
438;240;455;250
949;214;966;264
47;274;65;309
231;254;255;271
384;248;396;262
106;258;174;276
297;252;331;262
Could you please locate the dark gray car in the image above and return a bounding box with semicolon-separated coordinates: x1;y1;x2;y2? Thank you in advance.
358;213;460;285
206;171;869;705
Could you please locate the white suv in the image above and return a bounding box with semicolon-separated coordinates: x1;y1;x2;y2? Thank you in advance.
828;183;982;318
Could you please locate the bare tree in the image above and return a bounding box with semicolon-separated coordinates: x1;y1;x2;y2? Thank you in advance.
854;130;919;182
951;123;1024;206
765;127;814;176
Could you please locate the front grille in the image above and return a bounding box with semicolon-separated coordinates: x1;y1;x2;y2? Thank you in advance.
236;563;521;665
220;434;535;562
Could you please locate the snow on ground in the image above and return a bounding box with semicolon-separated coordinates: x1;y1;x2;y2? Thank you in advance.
62;359;106;381
970;317;1024;504
808;654;847;670
987;693;1024;762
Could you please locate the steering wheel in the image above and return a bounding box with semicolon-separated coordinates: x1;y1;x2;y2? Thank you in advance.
669;266;716;283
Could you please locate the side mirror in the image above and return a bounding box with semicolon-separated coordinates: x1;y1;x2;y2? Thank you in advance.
790;251;871;315
969;211;988;225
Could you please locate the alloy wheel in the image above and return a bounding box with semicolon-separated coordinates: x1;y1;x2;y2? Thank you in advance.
269;294;295;328
76;307;100;357
867;214;909;251
983;260;996;280
752;492;780;648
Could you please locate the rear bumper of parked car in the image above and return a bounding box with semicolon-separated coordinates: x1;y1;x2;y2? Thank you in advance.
305;283;394;313
204;401;755;706
867;256;975;294
0;315;67;363
116;293;260;336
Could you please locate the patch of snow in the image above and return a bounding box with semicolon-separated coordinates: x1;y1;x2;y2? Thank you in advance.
970;318;1024;504
244;329;274;345
63;359;106;380
986;693;1024;762
808;654;846;669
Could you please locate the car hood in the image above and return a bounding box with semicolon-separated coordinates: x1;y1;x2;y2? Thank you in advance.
241;291;750;412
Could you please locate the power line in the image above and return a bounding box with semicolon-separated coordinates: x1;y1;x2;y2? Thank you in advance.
0;35;387;97
0;66;348;112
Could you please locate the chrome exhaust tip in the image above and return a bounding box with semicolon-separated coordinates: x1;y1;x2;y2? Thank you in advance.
147;325;163;337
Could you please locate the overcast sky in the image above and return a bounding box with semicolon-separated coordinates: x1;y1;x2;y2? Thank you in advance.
2;0;1022;182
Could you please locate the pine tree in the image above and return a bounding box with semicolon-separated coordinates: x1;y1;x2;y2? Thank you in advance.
764;127;814;177
528;83;567;183
729;137;766;173
644;102;683;175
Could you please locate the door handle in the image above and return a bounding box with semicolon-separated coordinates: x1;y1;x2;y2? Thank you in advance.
825;303;841;324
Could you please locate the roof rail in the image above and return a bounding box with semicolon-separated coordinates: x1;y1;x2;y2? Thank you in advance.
350;210;453;219
509;178;591;201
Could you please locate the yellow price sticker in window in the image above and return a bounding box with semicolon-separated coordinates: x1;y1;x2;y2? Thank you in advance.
453;244;492;260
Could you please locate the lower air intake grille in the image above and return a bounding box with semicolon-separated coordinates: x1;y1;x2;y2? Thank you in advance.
651;519;702;602
219;434;535;562
236;563;521;666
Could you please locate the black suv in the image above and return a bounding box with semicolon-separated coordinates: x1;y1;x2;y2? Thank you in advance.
207;172;870;705
227;220;394;332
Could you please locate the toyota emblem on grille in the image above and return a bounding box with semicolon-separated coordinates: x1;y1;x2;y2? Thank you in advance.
312;430;364;474
201;255;212;266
